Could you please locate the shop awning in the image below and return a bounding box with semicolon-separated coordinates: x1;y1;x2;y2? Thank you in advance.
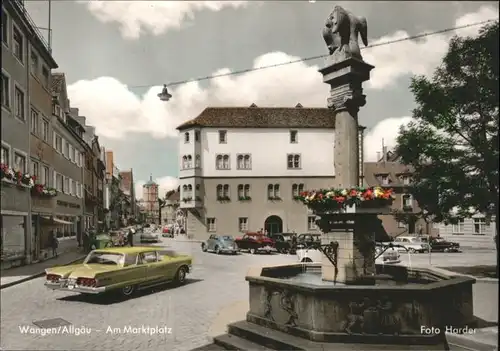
40;216;74;225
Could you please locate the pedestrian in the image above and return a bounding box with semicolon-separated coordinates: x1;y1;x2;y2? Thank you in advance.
50;230;59;257
127;227;134;247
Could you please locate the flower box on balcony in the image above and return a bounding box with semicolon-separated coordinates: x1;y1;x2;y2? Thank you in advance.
1;163;35;188
239;196;252;201
31;184;58;198
268;196;281;201
217;196;231;202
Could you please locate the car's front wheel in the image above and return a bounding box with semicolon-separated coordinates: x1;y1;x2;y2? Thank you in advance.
174;266;188;285
201;244;207;252
301;257;312;263
215;246;221;254
121;285;135;297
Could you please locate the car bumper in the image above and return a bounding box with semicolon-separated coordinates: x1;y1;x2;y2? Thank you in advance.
45;281;106;294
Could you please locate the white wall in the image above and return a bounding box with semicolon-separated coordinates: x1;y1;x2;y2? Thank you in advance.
186;128;335;177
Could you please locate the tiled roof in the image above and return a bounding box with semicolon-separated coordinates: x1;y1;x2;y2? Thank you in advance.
166;191;180;201
364;160;414;187
176;106;337;130
51;73;65;94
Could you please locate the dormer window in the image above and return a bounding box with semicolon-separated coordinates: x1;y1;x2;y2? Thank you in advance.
184;132;190;143
402;176;410;185
381;175;389;185
219;130;227;144
290;130;298;143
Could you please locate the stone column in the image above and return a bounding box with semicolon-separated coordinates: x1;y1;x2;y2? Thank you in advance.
318;57;375;284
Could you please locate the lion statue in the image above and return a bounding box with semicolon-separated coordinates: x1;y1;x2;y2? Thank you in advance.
322;5;368;60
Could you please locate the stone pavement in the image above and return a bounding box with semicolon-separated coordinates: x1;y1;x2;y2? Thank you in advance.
0;248;86;289
0;240;497;351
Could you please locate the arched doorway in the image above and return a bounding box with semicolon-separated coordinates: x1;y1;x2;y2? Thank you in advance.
264;215;283;235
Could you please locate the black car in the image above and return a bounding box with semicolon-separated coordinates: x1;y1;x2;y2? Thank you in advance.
297;233;321;249
420;236;460;252
269;233;296;254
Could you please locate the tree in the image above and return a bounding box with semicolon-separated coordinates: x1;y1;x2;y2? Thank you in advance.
395;22;499;275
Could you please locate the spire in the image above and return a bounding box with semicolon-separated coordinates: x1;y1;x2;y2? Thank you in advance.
150;174;153;182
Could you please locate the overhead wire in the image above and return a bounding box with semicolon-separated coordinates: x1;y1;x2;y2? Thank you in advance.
134;19;497;90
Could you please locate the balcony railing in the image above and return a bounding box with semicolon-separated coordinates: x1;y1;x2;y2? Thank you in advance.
11;0;51;53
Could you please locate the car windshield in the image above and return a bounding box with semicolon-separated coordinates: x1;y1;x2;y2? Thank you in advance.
84;252;124;265
221;236;233;241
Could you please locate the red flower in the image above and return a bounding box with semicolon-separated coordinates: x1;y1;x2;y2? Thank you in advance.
349;189;357;197
318;194;324;200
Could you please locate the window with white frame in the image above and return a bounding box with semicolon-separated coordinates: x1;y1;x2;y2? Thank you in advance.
30;160;39;180
287;154;301;169
381;175;389;185
1;144;10;164
186;155;192;168
14;86;25;120
71;145;76;163
64;177;69;193
1;10;8;46
13;26;23;62
307;216;317;230
292;183;305;197
223;184;230;197
268;184;280;199
239;217;248;232
41;165;49;186
195;155;201;168
54;134;62;153
1;71;10;108
41;118;49;142
68;179;73;195
30;50;39;75
402;194;412;208
72;179;77;195
14;152;26;172
182;155;188;169
452;218;464;235
64;140;70;158
30;108;38;134
207;218;216;232
216;184;223;198
216;154;230;170
402;175;411;185
218;130;227;144
55;173;63;192
473;218;489;235
237;154;251;170
290;130;298;143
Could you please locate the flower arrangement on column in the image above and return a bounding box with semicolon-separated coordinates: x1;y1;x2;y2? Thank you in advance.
0;163;35;188
298;187;395;213
31;184;58;197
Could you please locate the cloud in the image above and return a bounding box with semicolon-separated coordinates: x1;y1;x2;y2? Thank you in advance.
80;0;249;39
135;176;179;200
363;117;413;162
66;6;498;155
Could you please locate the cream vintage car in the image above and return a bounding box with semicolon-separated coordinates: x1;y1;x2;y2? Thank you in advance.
45;247;192;297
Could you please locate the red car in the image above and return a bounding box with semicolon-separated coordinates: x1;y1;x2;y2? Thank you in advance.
162;226;174;238
234;232;275;254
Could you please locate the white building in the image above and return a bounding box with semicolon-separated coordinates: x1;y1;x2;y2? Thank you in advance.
175;104;364;240
438;216;496;249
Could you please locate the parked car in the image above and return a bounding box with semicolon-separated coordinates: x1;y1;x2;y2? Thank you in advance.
375;242;401;263
297;244;401;264
201;235;238;254
393;236;430;253
234;232;274;254
141;231;160;243
296;233;321;249
44;247;193;297
162;226;174;238
418;236;460;252
269;233;295;254
88;233;113;250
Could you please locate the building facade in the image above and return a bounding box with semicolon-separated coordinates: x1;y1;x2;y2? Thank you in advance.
363;148;438;238
119;169;136;219
1;0;58;268
438;216;496;249
142;175;159;224
175;105;360;240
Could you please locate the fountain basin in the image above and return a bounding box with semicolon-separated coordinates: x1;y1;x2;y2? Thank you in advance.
246;263;475;345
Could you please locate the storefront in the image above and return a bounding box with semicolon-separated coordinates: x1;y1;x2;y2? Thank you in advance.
34;215;79;260
1;213;27;269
